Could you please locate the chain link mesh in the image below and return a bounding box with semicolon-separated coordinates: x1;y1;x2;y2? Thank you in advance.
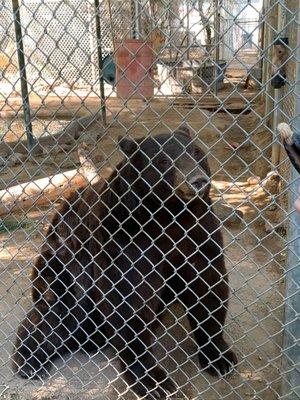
0;0;299;399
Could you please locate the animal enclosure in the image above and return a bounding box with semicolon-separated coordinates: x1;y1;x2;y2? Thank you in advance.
0;0;299;399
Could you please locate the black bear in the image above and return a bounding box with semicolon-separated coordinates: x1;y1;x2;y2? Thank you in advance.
13;126;237;398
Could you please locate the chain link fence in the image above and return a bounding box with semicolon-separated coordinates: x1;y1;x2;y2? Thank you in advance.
0;0;299;399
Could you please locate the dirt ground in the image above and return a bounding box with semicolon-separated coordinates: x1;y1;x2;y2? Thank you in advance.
0;97;287;399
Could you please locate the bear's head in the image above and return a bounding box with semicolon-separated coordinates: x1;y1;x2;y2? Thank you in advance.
118;126;211;204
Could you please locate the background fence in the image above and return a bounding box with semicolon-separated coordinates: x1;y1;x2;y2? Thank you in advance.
0;0;299;399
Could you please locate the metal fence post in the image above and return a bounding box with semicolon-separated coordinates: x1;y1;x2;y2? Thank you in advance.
11;0;35;150
282;13;300;398
94;0;107;127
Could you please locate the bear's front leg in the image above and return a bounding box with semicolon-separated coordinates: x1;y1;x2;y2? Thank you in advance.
12;303;76;379
179;266;237;377
100;282;177;399
107;316;177;399
185;293;237;376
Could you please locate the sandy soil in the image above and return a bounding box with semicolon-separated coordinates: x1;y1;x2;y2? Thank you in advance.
0;98;287;400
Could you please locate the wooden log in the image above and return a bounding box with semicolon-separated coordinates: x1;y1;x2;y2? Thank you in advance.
0;144;111;216
0;170;92;216
0;113;104;156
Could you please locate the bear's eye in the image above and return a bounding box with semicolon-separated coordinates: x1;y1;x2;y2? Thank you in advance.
194;148;201;158
159;158;171;168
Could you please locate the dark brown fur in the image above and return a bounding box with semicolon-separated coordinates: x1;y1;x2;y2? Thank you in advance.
13;129;237;398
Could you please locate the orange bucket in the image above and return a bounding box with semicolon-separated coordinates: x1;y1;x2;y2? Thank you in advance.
115;39;154;100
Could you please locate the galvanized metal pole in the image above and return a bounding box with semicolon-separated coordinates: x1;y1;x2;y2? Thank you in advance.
282;10;300;398
282;167;300;399
186;1;190;60
263;0;275;126
214;0;220;95
11;0;35;150
135;0;142;40
131;0;141;39
271;0;287;168
94;0;107;127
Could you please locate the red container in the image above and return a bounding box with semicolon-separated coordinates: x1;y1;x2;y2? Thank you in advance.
115;39;154;100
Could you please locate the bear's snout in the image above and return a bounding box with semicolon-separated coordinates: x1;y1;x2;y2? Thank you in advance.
188;176;210;194
175;172;210;200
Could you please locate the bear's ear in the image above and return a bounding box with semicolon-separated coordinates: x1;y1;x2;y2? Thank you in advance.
175;124;191;138
118;135;138;156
